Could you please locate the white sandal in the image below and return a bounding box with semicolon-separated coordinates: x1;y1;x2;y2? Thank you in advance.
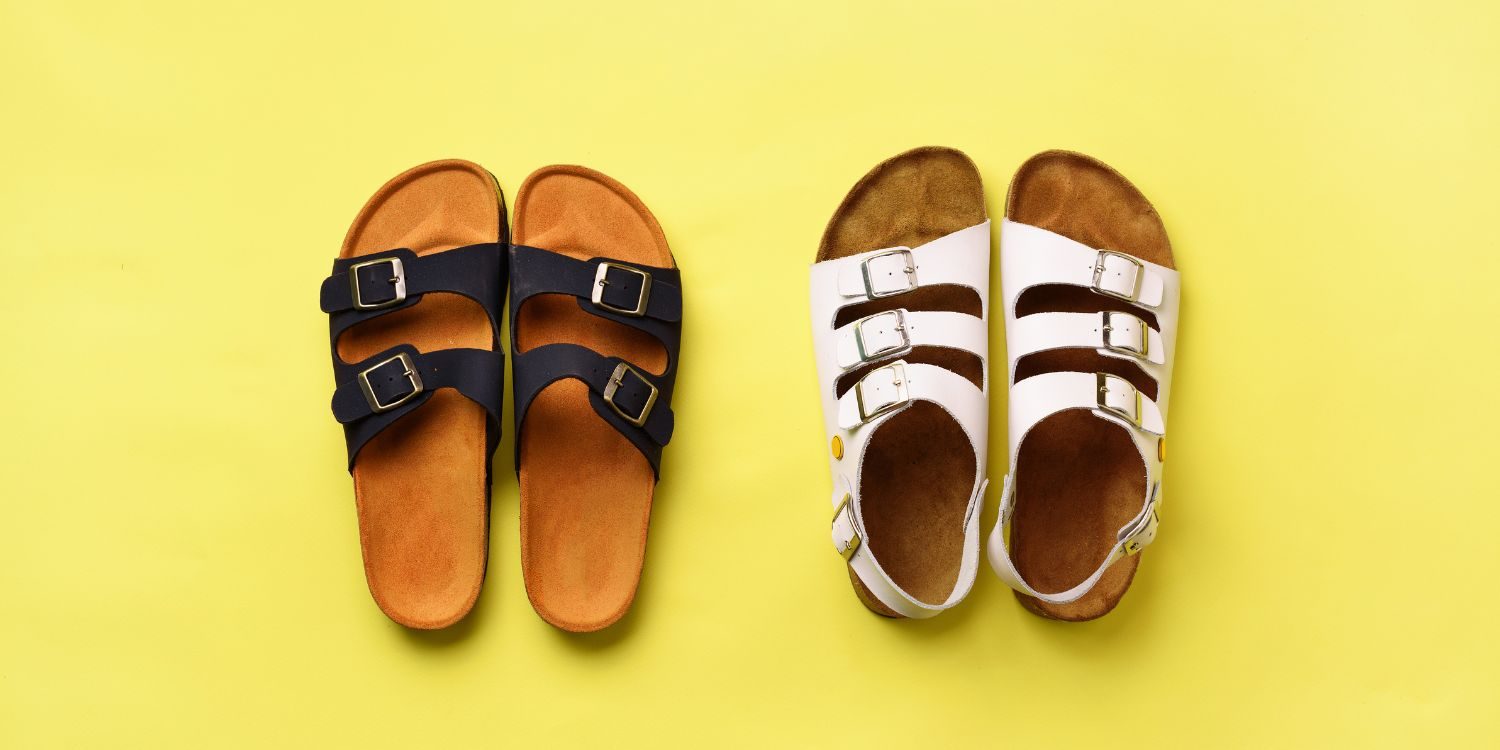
809;147;991;618
986;150;1180;621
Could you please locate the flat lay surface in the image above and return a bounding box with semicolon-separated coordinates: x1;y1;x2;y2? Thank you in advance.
2;0;1497;746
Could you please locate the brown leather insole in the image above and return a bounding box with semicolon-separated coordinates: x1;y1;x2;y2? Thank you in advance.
514;165;672;633
336;160;502;629
817;146;986;617
1005;150;1174;621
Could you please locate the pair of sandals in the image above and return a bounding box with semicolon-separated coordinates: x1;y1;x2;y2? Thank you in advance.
812;147;1178;621
322;160;680;632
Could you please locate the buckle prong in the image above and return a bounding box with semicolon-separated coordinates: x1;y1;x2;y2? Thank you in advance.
1095;372;1142;427
349;257;408;311
1101;311;1150;359
357;352;424;413
855;361;912;422
852;309;912;363
603;362;659;427
860;248;918;298
592;263;652;317
1091;250;1143;302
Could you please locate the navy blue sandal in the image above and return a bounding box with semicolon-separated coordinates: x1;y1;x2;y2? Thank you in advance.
320;160;506;629
508;165;681;632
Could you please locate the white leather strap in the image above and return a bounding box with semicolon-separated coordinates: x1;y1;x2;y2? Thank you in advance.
988;215;1180;607
987;476;1160;605
833;222;991;301
1009;310;1165;367
990;371;1166;605
999;219;1167;308
835;361;988;436
810;219;992;618
833;309;987;371
831;478;987;617
1007;370;1164;439
825;360;988;617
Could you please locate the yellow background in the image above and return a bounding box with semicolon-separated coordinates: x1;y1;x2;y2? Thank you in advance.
2;0;1497;746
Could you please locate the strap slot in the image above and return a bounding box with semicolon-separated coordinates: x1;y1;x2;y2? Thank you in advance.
832;284;983;329
1013;285;1159;330
1014;350;1157;401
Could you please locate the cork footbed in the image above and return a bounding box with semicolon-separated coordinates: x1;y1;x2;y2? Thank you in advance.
817;147;987;617
514;165;672;633
1005;150;1174;621
336;160;503;630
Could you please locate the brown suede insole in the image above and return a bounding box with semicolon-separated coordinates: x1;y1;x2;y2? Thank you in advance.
336;160;503;629
514;165;673;633
817;146;986;617
1005;150;1174;621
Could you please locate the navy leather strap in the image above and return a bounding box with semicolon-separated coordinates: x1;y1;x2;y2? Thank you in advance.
514;342;674;448
323;243;507;471
508;245;682;476
322;243;506;344
329;345;505;469
510;245;682;328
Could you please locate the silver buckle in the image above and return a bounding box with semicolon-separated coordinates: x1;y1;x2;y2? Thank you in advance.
833;493;861;561
1121;483;1161;555
1095;372;1141;427
853;310;911;362
860;248;917;298
357;352;423;413
1122;510;1158;555
592;262;652;317
1101;311;1150;359
1091;250;1143;302
349;257;408;310
855;361;911;422
603;362;659;426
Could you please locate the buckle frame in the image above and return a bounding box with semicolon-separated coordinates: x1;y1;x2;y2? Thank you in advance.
1121;483;1162;555
853;309;911;363
1091;250;1143;302
357;352;424;413
1122;511;1158;555
592;262;652;317
860;248;917;298
603;362;659;427
349;257;408;311
833;493;861;560
856;361;911;422
1095;372;1142;427
1101;310;1150;359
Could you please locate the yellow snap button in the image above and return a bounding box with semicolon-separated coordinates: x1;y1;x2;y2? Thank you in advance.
1158;437;1167;462
831;435;844;460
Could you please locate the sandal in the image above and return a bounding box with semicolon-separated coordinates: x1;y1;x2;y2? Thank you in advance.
986;150;1179;620
320;159;507;629
508;165;681;632
809;147;991;618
